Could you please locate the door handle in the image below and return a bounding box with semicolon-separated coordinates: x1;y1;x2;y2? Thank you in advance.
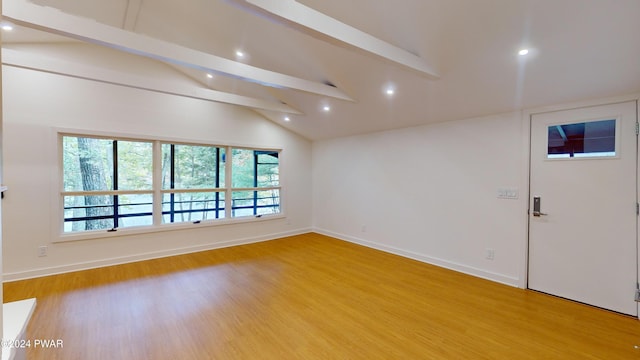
533;196;548;217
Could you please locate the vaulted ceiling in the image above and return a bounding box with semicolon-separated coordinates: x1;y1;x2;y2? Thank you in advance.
2;0;640;140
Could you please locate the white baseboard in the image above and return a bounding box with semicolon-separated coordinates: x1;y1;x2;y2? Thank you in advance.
3;228;312;282
313;228;520;287
3;227;521;287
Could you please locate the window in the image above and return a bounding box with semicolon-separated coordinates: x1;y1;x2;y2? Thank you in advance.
62;136;153;232
60;134;282;236
231;149;280;217
161;144;225;223
547;119;617;159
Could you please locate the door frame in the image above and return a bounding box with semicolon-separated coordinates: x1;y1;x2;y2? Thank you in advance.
519;93;640;318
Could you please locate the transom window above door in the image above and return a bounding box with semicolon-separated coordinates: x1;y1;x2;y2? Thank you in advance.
547;119;617;159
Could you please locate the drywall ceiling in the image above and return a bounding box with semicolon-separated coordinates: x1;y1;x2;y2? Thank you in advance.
2;0;639;140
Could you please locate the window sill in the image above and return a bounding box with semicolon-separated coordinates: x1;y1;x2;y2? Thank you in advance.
53;213;285;243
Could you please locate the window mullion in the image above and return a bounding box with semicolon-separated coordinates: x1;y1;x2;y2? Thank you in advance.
215;147;221;219
225;146;232;217
152;141;163;226
170;144;176;223
253;151;258;216
112;140;119;229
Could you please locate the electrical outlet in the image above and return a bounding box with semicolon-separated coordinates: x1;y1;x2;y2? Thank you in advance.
485;248;495;260
38;245;48;257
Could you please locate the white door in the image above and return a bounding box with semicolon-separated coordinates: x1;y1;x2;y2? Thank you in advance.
528;101;638;316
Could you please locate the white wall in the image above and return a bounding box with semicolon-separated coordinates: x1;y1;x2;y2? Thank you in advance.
0;8;4;342
2;50;313;280
312;112;527;286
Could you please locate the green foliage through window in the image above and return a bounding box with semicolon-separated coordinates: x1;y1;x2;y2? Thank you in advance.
231;149;280;216
161;144;225;224
62;137;153;232
61;135;281;234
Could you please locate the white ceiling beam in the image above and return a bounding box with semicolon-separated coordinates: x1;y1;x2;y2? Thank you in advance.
2;48;303;114
233;0;440;80
2;0;354;101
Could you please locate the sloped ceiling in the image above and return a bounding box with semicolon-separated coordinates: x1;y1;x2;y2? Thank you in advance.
3;0;640;140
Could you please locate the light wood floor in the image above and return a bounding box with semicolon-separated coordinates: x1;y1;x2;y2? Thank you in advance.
4;233;640;359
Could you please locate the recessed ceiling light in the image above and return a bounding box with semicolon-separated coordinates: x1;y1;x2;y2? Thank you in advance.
2;25;13;31
323;105;331;112
206;73;214;79
518;49;529;56
236;50;245;58
382;83;397;97
284;116;291;122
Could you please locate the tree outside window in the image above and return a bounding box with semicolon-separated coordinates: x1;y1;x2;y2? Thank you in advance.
61;135;282;235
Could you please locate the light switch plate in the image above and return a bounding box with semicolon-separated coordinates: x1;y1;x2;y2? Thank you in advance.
497;188;519;199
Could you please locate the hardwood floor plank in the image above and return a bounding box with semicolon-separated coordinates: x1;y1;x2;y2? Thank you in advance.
4;233;640;359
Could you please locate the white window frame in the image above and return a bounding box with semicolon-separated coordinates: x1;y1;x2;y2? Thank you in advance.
159;142;227;224
229;147;282;218
53;129;284;243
